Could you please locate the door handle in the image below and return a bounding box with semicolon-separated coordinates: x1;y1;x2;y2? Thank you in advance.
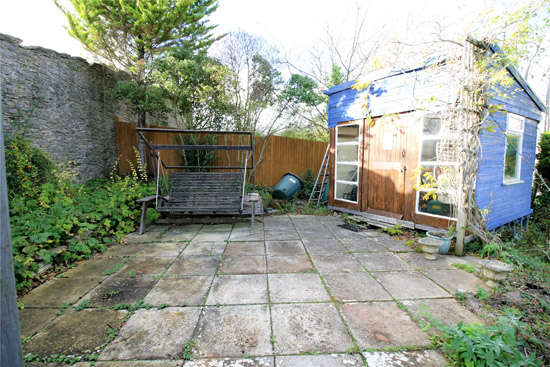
402;148;406;157
400;165;407;172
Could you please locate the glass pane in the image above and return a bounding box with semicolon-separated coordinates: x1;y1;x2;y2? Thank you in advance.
421;139;457;163
423;116;441;135
337;125;359;142
508;115;523;132
336;164;358;182
417;190;456;218
337;145;358;162
505;133;520;180
335;182;358;202
418;165;458;189
421;139;438;162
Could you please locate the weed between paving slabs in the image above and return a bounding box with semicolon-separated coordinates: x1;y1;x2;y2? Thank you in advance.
19;215;487;366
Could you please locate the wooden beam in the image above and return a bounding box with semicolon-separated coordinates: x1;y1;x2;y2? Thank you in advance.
0;94;23;366
151;144;252;151
136;127;252;137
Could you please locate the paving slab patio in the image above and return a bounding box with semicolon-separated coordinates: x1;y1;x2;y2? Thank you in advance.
19;215;499;365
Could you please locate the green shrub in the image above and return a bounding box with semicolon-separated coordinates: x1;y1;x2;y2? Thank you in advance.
441;312;541;367
7;138;156;290
296;168;315;200
5;136;55;199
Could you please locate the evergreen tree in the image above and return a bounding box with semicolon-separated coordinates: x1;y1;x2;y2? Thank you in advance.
56;0;220;167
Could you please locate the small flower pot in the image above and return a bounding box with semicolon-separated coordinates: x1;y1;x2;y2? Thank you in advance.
426;231;452;254
480;260;514;288
419;237;441;260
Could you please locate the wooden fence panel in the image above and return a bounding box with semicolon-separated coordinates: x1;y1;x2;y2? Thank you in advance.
115;118;328;187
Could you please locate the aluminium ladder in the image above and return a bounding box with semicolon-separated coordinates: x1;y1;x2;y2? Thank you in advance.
308;144;330;207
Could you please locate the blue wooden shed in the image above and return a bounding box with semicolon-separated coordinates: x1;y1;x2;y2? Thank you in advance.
325;47;545;231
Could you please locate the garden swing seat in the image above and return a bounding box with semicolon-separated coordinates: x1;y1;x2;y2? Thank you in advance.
135;128;262;235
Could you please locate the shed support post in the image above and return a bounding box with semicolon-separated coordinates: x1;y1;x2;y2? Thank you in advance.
455;209;466;256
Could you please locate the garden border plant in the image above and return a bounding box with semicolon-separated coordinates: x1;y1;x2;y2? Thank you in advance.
6;121;158;292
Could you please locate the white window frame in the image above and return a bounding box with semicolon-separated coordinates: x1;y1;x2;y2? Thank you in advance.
415;114;458;219
503;113;524;184
334;122;360;204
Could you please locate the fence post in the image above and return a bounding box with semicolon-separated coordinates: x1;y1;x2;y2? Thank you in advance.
0;88;23;367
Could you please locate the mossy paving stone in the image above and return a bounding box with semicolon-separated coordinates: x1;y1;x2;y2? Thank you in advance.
355;252;413;272
265;240;306;255
309;253;364;273
161;227;202;242
219;256;266;275
397;252;452;270
81;277;156;307
402;298;484;335
23;309;127;357
124;230;165;243
206;274;268;305
114;256;173;278
376;236;411;252
19;277;101;308
98;242;147;258
264;230;300;241
341;302;430;349
266;255;314;273
136;242;186;257
182;241;226;256
62;257;129;278
339;238;388;252
228;225;264;242
275;354;364;366
301;238;348;254
323;273;393;302
268;273;330;303
421;269;489;293
224;241;265;256
183;357;273;366
192;230;232;242
271;303;354;354
99;308;201;360
193;305;272;358
166;256;220;276
18;309;59;338
144;276;213;306
363;350;448;366
374;271;450;299
295;227;336;240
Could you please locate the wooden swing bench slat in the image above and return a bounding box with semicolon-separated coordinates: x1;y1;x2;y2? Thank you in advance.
136;128;262;235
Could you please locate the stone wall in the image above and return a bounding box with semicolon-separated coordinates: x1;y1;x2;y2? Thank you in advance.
1;33;134;181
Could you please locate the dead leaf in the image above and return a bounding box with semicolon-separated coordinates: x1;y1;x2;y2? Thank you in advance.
375;333;390;342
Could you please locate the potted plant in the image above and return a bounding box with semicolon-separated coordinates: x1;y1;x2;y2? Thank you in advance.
426;224;455;254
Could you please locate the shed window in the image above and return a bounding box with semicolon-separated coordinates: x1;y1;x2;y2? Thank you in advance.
504;113;524;183
416;114;458;219
335;123;360;203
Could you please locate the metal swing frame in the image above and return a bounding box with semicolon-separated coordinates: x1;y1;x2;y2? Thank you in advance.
136;127;262;234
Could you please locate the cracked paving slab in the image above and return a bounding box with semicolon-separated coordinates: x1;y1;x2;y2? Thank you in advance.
341;302;431;349
23;309;127;357
271;303;353;354
206;274;268;305
100;307;201;360
194;305;272;358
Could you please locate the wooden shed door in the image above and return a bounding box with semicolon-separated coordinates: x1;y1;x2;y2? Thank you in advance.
362;118;407;217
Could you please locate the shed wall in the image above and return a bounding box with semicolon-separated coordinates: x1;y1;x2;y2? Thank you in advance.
327;67;455;127
476;76;540;230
